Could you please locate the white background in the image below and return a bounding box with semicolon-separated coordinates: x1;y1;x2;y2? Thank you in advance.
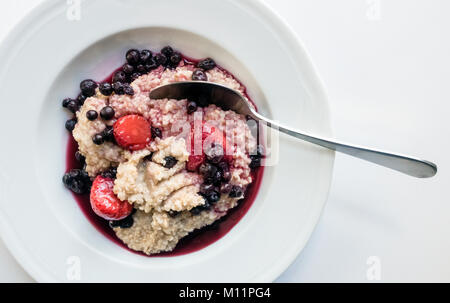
0;0;449;282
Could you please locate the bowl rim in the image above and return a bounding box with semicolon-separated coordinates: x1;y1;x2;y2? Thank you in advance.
0;0;335;282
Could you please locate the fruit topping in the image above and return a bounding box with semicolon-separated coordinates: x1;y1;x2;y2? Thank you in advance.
65;118;77;132
113;115;151;151
100;106;115;120
80;79;98;97
192;69;207;81
99;83;113;96
163;156;178;169
86;110;98;121
197;58;216;71
90;176;133;221
62;169;91;195
126;49;140;65
92;134;104;145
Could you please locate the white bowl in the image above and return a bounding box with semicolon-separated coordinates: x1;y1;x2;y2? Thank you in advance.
0;0;334;282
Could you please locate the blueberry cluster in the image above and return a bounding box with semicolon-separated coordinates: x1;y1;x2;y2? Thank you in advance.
191;144;244;215
62;79;100;132
110;46;183;91
192;58;216;81
62;169;91;195
90;106;116;145
63;151;91;194
191;58;216;82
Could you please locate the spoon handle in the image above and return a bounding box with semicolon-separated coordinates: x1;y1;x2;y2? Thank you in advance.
253;113;437;178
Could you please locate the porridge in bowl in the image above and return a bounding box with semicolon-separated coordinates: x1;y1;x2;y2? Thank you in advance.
62;47;264;255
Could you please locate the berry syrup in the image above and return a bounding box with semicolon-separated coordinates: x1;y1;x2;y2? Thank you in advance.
65;53;265;257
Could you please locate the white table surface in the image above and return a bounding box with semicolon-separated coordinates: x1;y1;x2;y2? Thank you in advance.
0;0;448;283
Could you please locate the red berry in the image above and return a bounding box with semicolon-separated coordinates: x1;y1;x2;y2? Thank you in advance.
113;115;151;151
187;154;205;172
90;176;133;221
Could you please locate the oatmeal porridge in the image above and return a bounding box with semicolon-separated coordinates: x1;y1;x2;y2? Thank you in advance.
62;47;264;255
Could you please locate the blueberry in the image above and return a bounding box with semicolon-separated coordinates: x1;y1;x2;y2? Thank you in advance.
190;206;203;216
249;156;261;169
109;214;134;229
197;58;216;71
203;176;214;185
199;183;216;195
122;64;134;75
205;144;224;164
151;126;162;139
187;101;197;114
86;110;98;121
136;64;146;75
130;73;141;82
75;151;85;164
220;183;233;194
102;126;115;142
222;171;231;182
62;169;91;195
113;82;125;95
102;167;117;179
123;83;135;96
77;94;87;105
199;163;217;178
163;156;178;169
65;118;77;131
99;83;113;96
170;52;182;66
192;69;207;81
62;98;73;108
140;49;152;63
256;145;265;157
145;59;158;72
161;46;174;57
144;153;154;162
168;210;181;218
229;186;244;198
113;71;127;84
217;161;229;172
212;170;223;186
80;79;98;97
100;106;115;120
126;49;140;65
154;53;168;66
190;202;211;215
66;100;79;113
92;134;104;145
205;190;220;204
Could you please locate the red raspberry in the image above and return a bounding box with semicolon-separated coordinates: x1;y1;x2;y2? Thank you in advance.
186;154;206;172
90;176;133;221
113;115;151;151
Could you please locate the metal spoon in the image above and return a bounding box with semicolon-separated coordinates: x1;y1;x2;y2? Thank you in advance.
150;81;437;178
